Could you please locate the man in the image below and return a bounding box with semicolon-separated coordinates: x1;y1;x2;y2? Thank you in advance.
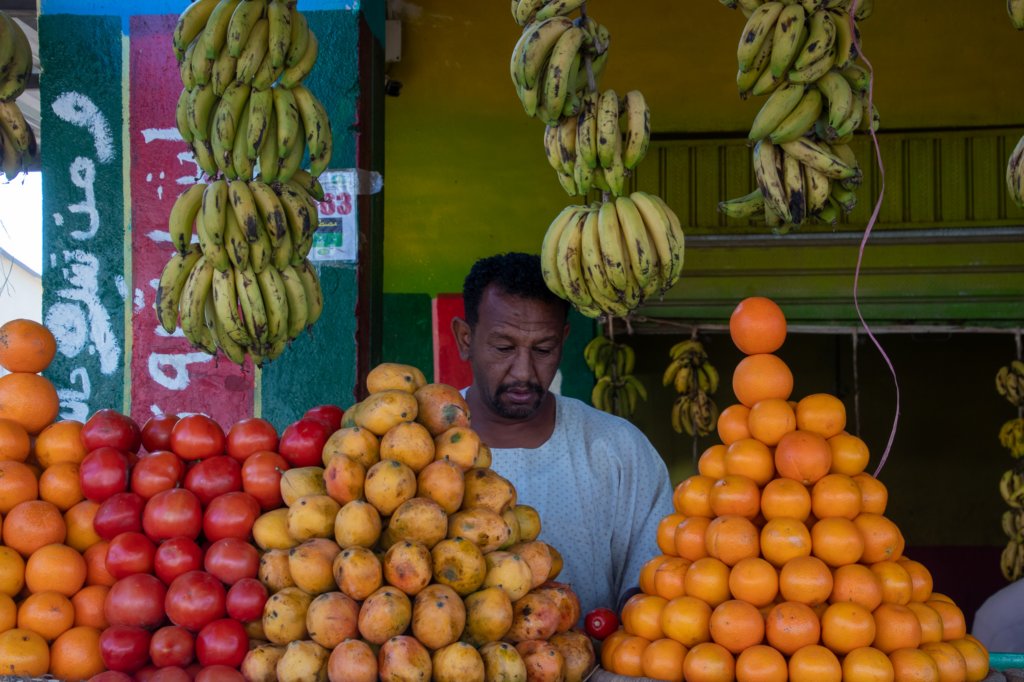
451;252;675;619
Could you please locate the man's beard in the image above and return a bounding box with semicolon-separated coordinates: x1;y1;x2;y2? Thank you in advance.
489;382;545;419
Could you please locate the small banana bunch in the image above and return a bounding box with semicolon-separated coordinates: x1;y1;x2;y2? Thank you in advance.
996;361;1024;408
543;88;651;197
718;0;877;231
1000;419;1024;459
540;192;685;319
1010;0;1024;30
1006;135;1024;209
172;0;332;181
1002;502;1024;580
584;335;647;419
0;11;35;181
665;338;720;438
155;177;324;366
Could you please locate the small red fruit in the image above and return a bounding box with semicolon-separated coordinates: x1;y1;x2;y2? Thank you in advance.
584;607;619;640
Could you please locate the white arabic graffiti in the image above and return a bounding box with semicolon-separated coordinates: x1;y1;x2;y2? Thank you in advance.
52;92;115;162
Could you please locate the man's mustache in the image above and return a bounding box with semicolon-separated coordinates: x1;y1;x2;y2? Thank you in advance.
496;382;543;395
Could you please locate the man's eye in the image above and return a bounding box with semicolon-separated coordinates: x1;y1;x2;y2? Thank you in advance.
494;346;514;353
534;347;553;356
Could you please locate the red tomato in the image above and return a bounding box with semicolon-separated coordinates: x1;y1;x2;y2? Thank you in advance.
94;492;145;541
183;456;242;506
225;418;279;462
195;665;245;682
225;577;268;622
141;414;179;453
100;624;152;673
170;415;225;461
278;417;332;468
241;451;289;510
204;537;259;585
105;573;167;630
195;618;248;668
80;446;130;503
131;450;185;499
143;488;203;542
165;570;227;632
149;624;195;668
83;409;143;453
584;607;619;640
154;536;205;586
202;491;260;542
303;404;344;432
105;531;156;579
147;668;192;682
89;672;134;682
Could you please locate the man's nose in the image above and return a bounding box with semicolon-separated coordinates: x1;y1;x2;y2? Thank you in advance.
509;347;534;382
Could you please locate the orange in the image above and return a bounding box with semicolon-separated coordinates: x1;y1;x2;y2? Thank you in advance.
64;500;102;553
49;625;104;680
717;404;752;445
33;421;87;468
674;516;711;562
0;627;49;675
732;354;794;407
39;462;84;511
853;473;889;514
728;556;778;608
761;477;811;521
735;644;787;682
821;601;876;654
775;429;832;485
698;444;727;479
0;373;60;435
621;593;666;641
0;320;56;373
870;560;913;605
854;513;905;563
779;555;833;606
72;584;110;629
729;296;787;355
747;398;796;447
608;634;650;677
919;641;966;682
926;599;966;641
2;500;66;557
674;475;715;518
907;601;944;644
657;513;686;556
640;555;672;596
704;515;760;567
828;432;870;475
0;592;14;631
640;638;686;681
661;595;712;647
872;603;922;653
25;543;86;597
789;644;841;682
795;394;847;439
709;599;765;654
897;559;934;602
601;629;629;670
811;473;862;520
683;557;731;608
0;419;30;462
928;592;954;604
0;546;24;597
724;439;775;486
708;475;760;519
83;541;116;587
811;516;865;567
653;557;691;600
764;601;821;655
948;637;990;682
0;460;38;514
760;516;812;567
683;641;735;682
830;563;883;611
842;646;895;682
889;648;939;682
17;590;74;641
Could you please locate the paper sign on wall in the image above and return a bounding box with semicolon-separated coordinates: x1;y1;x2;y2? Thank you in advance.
310;169;360;263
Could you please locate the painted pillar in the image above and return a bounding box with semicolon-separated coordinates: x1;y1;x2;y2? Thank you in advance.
39;1;385;429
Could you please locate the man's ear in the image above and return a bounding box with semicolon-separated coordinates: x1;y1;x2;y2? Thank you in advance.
452;317;472;361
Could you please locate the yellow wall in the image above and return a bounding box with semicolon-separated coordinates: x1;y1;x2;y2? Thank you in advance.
383;0;1024;295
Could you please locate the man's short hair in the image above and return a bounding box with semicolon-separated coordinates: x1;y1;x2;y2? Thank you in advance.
462;252;570;328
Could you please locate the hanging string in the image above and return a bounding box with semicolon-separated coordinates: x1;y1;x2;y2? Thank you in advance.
852;329;862;437
1017;330;1023;421
846;1;899;477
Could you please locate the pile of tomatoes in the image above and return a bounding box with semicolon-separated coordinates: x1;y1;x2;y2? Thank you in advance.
79;405;343;680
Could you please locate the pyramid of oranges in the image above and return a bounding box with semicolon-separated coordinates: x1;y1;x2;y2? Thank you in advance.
600;298;992;682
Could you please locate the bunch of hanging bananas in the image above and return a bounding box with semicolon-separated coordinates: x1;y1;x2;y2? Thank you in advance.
1000;502;1024;580
540;192;685;319
1010;0;1024;30
0;11;35;181
156;178;324;366
717;0;877;231
584;335;647;419
172;0;332;181
1006;135;1024;209
996;361;1024;408
664;338;720;437
1001;419;1024;459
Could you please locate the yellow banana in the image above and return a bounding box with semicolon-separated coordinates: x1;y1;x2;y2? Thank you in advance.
296;258;323;326
279;30;318;88
212;266;251;345
236;18;270;84
226;0;267;58
256;264;289;342
267;0;292;68
155;245;203;334
278;264;309;340
224;206;251;270
173;0;220;61
168;183;206;255
235;264;269;348
202;180;228;246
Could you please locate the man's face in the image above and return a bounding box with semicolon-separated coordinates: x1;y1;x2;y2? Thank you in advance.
456;286;569;420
